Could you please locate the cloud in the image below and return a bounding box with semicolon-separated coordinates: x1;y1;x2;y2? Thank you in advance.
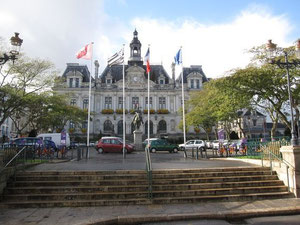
0;1;293;79
130;8;292;78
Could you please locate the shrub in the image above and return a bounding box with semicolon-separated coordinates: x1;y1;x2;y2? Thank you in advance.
101;109;114;114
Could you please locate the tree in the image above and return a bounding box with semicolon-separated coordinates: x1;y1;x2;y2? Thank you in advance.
230;63;300;138
0;55;57;127
10;92;88;136
185;78;252;140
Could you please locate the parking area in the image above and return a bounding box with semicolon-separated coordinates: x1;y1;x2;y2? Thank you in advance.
27;147;256;171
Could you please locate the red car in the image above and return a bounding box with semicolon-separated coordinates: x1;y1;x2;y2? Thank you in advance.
96;137;135;154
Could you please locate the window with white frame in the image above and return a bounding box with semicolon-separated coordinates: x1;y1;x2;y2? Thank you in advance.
196;79;200;89
69;78;73;88
190;79;194;88
132;97;139;109
145;97;152;109
70;99;76;106
105;97;112;109
83;99;89;109
159;97;166;109
75;78;80;88
118;97;124;109
69;121;75;129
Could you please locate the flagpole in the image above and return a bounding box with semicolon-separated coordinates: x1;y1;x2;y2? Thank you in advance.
180;47;187;158
122;44;126;159
147;45;150;154
87;42;94;159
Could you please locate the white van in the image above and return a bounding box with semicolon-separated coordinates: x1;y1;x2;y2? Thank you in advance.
37;133;70;148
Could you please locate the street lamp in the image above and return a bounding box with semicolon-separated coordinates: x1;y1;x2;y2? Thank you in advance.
0;32;23;65
266;39;300;146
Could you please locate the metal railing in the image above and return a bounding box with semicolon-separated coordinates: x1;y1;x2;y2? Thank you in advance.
260;144;295;192
0;146;27;174
145;146;153;200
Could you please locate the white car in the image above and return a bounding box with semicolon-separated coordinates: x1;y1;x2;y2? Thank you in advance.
179;140;206;151
212;140;220;149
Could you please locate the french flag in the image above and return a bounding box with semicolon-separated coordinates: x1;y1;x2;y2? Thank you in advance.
144;47;150;73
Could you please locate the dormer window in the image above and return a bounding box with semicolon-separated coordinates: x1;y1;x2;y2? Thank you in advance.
106;78;112;84
196;80;200;89
69;78;73;88
158;74;165;85
75;78;80;88
191;79;194;88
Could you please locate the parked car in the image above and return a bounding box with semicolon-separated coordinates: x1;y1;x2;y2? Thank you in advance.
96;137;135;153
43;139;57;151
148;139;179;153
205;140;213;149
10;137;44;148
212;140;220;149
142;138;159;149
179;140;206;151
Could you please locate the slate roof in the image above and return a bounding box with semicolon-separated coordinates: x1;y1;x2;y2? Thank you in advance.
176;66;209;83
62;63;93;82
237;109;265;117
100;64;171;84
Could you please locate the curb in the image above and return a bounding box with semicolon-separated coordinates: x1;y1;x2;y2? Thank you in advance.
86;206;300;225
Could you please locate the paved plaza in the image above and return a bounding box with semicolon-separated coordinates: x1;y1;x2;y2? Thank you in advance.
1;148;300;225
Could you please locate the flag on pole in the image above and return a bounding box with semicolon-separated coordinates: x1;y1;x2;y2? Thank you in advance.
174;48;182;65
108;48;124;67
76;43;93;60
144;48;150;73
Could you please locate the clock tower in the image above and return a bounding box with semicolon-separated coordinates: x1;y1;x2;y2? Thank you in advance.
128;29;143;67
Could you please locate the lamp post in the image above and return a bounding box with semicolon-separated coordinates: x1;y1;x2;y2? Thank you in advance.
0;32;23;65
266;39;300;146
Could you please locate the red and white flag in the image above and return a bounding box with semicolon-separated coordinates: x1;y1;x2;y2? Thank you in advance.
144;48;150;73
76;43;93;60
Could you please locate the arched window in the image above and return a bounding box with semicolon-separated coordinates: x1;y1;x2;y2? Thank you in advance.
117;120;125;135
158;120;167;133
144;120;153;135
104;120;113;133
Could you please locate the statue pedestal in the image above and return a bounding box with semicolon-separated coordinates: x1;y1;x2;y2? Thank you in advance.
280;145;300;197
133;129;143;151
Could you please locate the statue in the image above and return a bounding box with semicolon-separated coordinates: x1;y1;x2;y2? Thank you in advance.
132;110;143;131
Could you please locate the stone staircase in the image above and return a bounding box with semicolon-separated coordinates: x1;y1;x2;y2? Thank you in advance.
0;167;294;208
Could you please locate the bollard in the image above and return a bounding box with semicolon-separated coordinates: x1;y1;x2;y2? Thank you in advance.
77;147;82;161
196;148;199;160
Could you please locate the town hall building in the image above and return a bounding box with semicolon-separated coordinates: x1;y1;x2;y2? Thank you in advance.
53;30;210;141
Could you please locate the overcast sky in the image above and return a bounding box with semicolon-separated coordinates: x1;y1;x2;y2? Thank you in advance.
0;0;299;79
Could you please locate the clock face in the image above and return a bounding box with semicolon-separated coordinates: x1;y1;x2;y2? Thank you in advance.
133;76;138;81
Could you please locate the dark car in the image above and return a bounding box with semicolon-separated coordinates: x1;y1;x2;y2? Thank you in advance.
96;137;135;154
148;139;179;153
10;137;44;148
43;139;57;151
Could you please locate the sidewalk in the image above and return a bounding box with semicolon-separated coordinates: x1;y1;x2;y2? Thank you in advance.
1;198;300;225
0;149;299;225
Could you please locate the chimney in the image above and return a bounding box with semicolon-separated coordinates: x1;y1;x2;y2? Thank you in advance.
171;62;175;82
94;60;99;79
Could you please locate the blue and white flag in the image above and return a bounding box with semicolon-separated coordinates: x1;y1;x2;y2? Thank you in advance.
174;48;182;65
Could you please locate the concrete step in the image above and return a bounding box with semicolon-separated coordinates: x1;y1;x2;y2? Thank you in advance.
5;180;284;194
3;185;288;202
1;167;293;208
9;174;280;188
152;192;294;204
2;192;293;208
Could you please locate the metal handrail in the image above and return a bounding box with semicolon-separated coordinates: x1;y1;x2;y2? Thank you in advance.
261;145;295;192
145;146;152;200
0;146;26;175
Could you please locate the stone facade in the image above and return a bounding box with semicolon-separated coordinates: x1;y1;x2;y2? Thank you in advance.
53;30;210;141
